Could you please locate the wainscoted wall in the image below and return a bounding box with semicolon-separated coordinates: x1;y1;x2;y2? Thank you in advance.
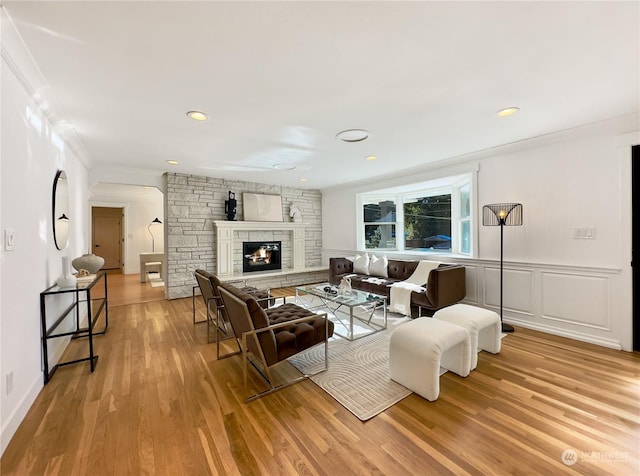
164;173;323;298
460;259;625;349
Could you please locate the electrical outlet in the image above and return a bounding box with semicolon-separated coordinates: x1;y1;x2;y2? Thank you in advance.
6;371;13;395
4;229;14;251
572;227;596;240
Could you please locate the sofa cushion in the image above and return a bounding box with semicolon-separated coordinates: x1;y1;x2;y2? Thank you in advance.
369;254;388;277
353;253;370;275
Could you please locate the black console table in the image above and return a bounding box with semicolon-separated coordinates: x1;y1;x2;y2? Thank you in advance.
39;271;109;384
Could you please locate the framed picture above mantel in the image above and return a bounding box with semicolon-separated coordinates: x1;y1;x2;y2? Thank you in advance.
243;193;283;222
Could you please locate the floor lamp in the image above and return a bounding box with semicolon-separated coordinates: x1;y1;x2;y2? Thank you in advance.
482;203;523;333
148;217;162;252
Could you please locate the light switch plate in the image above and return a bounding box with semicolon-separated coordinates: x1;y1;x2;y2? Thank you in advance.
4;229;14;251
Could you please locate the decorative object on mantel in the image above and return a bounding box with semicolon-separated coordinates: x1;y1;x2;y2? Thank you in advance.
243;192;283;222
289;204;303;223
482;202;523;333
224;191;237;221
72;253;105;274
147;217;162;251
57;256;77;287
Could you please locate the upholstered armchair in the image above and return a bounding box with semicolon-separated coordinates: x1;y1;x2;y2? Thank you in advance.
192;269;273;358
218;282;334;402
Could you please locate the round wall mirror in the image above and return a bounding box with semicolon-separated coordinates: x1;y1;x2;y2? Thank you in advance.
52;170;70;250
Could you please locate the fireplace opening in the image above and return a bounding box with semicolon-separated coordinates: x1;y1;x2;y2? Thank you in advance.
242;241;282;273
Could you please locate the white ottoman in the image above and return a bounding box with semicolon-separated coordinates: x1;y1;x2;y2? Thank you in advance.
389;318;471;401
433;304;501;370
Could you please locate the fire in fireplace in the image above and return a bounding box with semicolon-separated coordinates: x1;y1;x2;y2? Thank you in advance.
242;241;282;273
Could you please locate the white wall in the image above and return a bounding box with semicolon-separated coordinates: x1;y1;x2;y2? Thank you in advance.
322;115;639;351
1;13;90;454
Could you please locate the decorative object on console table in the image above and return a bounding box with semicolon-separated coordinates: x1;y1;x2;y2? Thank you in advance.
72;253;105;274
57;256;77;287
147;217;162;251
482;202;523;333
224;191;237;221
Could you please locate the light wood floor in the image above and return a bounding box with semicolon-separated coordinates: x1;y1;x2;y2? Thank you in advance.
1;277;639;475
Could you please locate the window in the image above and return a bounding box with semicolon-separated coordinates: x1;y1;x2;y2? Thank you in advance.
404;193;452;252
363;197;396;249
358;173;474;256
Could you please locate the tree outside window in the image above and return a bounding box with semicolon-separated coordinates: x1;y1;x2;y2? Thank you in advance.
404;194;452;251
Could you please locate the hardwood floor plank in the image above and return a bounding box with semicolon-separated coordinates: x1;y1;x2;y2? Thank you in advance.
2;278;639;475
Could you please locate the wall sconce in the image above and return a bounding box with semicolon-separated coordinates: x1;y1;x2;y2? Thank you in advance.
148;217;162;252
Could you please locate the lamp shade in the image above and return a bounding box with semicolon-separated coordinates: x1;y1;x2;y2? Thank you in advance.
482;203;523;226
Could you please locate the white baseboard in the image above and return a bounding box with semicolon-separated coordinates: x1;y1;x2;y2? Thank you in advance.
505;317;623;351
1;373;42;456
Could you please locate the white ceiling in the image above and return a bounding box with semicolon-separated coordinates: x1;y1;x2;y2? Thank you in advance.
4;1;639;190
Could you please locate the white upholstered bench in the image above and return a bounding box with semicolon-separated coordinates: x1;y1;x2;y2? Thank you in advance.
433;304;501;370
389;318;471;401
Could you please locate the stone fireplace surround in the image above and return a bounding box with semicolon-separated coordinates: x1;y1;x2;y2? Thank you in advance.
214;220;317;278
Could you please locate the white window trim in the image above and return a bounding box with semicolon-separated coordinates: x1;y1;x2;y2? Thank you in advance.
357;172;477;258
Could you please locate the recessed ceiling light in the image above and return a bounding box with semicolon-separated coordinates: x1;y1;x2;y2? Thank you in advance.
186;110;208;121
167;160;179;165
336;129;369;142
365;155;377;161
299;178;308;182
273;163;296;170
497;107;519;117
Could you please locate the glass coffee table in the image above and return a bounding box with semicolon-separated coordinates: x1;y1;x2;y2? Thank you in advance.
295;283;387;340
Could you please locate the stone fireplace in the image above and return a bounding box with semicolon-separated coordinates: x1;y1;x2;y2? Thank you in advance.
213;221;308;278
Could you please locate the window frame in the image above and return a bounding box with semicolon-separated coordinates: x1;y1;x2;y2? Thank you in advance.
357;172;476;257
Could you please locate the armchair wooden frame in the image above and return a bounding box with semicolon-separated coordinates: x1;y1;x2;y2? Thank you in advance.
218;287;331;402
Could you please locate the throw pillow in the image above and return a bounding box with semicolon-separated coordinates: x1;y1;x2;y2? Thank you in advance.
369;254;388;278
353;253;370;275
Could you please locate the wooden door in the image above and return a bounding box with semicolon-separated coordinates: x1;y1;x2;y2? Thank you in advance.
92;207;123;270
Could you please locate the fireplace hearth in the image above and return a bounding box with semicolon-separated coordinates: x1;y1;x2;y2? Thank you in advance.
242;241;282;273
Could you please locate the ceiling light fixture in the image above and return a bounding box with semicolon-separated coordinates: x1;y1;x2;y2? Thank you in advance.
497;107;519;117
336;129;369;142
365;155;377;161
273;163;296;170
187;110;208;121
299;178;308;182
167;160;179;165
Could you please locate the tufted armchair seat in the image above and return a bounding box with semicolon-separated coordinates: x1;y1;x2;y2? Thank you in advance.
218;282;333;401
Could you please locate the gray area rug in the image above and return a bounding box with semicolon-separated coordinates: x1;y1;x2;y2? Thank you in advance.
289;315;413;421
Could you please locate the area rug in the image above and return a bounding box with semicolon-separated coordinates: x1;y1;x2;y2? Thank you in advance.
289;315;415;421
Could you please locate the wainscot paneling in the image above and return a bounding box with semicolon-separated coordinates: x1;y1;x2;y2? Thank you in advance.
483;267;534;316
541;272;610;330
457;259;622;349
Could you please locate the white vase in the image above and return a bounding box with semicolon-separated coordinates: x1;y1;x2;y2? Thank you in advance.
57;256;77;287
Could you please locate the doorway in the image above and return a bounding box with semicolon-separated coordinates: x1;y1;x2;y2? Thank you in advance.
633;145;639;351
92;207;123;271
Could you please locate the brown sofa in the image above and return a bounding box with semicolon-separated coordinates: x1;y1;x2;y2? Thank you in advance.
329;257;466;316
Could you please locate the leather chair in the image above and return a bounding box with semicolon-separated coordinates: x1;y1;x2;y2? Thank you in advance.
218;282;334;402
192;269;274;359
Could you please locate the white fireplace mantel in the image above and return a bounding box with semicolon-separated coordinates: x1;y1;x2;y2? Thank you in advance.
213;221;308;278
